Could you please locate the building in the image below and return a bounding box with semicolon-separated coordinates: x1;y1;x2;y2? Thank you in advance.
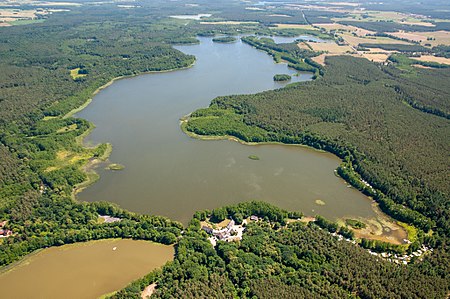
201;226;214;234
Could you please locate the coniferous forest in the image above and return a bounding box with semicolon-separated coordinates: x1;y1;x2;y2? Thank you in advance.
0;0;449;298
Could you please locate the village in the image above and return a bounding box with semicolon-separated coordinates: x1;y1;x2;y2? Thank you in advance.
201;214;431;265
201;215;260;247
329;230;432;265
0;220;13;238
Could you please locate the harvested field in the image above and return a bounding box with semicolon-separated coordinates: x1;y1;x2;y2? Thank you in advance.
366;48;397;53
334;10;431;25
311;52;359;65
303;41;354;53
339;33;411;47
390;30;450;46
314;23;375;36
415;55;450;65
361;53;389;63
275;23;314;29
399;21;435;27
389;31;426;43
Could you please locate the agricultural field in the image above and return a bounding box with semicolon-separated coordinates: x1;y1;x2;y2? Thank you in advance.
301;40;354;53
313;23;375;36
339;33;413;47
415;55;450;65
390;30;450;46
0;0;449;298
333;10;437;27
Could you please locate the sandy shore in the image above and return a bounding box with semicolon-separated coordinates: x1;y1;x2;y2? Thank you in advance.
141;283;157;299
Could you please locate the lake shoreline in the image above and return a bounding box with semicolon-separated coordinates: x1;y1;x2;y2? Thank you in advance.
180;115;409;243
0;239;174;299
68;61;196;200
74;37;407;246
180;115;328;152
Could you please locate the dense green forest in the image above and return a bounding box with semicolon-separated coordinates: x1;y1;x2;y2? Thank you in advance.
274;74;292;81
212;36;237;43
0;0;449;298
111;202;449;299
0;4;202;266
359;43;429;52
186;55;449;239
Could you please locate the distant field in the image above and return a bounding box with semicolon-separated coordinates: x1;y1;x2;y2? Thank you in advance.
389;30;450;46
313;23;375;36
361;52;389;63
415;55;450;65
311;53;355;65
0;8;49;25
303;41;354;53
339;33;412;47
275;24;314;29
333;10;435;27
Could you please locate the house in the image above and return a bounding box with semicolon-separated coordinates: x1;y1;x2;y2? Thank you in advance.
226;219;235;230
201;226;214;234
0;228;12;237
250;215;259;221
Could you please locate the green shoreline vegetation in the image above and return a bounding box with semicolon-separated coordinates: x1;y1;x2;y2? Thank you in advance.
105;163;125;171
110;201;448;299
0;1;449;298
212;36;237;43
273;74;292;81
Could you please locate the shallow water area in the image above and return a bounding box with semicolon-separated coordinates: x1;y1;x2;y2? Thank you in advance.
0;239;173;299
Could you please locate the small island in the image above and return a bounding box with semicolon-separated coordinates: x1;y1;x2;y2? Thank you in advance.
248;155;260;160
345;218;367;229
105;163;125;171
273;74;292;81
212;36;237;43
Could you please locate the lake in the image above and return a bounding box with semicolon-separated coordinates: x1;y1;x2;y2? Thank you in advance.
0;239;173;299
77;36;377;224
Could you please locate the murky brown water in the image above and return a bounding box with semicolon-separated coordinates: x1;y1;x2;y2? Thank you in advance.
0;239;173;299
77;36;377;224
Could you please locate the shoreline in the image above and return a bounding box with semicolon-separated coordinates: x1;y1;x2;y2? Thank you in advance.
180;115;328;152
180;116;409;242
66;61;196;200
63;61;196;120
65;51;407;247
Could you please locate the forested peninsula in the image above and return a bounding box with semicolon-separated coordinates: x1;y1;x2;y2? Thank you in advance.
0;1;449;298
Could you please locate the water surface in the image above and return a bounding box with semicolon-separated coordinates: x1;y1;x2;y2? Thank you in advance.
0;239;173;299
77;37;376;224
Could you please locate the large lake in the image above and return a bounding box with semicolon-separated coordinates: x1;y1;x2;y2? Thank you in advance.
77;36;376;224
0;239;173;299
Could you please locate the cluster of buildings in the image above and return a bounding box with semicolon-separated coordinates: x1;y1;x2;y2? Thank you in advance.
202;217;258;247
99;215;122;223
367;245;432;265
0;220;13;238
330;231;431;265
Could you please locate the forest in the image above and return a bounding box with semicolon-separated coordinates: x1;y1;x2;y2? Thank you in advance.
186;55;449;239
110;202;449;299
0;4;199;266
0;0;449;298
